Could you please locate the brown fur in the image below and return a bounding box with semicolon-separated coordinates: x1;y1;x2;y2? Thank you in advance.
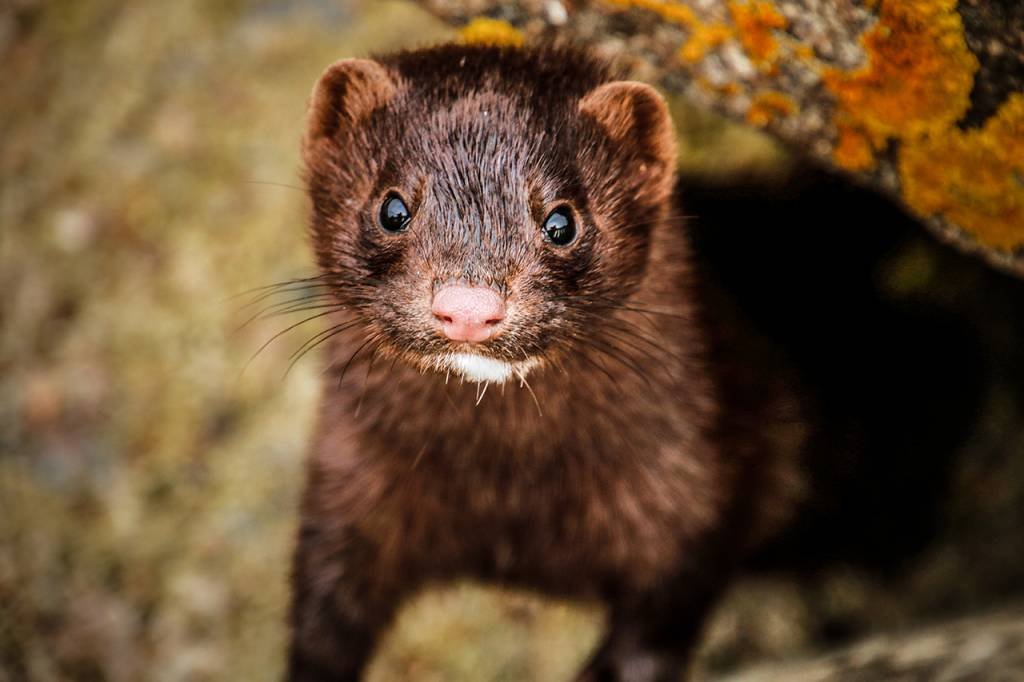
288;44;803;682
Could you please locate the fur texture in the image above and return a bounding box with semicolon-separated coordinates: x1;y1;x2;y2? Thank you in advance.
288;44;803;682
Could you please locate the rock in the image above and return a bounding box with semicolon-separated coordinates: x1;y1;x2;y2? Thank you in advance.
418;0;1024;277
717;605;1024;681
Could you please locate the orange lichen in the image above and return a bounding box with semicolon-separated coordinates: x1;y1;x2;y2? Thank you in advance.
603;0;734;65
694;76;742;96
729;1;787;65
459;17;525;47
717;81;742;96
680;22;733;63
614;0;790;71
900;94;1024;250
833;124;878;171
602;0;698;26
793;43;815;60
822;0;1024;249
746;91;795;126
606;0;789;72
603;0;1019;252
823;0;977;159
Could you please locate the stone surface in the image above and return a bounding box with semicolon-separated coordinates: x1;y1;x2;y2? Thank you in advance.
718;605;1024;681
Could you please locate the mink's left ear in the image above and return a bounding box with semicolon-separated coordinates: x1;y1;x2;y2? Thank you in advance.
578;81;677;203
303;58;396;154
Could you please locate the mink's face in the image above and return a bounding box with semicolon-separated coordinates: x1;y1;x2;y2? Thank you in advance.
303;49;676;384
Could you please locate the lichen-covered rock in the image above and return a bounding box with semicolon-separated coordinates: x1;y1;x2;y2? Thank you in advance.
419;0;1024;276
718;605;1024;681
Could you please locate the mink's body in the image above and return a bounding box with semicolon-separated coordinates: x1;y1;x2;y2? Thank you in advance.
288;44;803;681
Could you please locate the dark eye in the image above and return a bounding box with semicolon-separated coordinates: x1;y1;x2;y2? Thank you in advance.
379;194;411;233
542;206;576;246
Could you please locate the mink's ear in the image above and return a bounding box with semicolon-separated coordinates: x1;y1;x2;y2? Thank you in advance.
578;81;677;202
305;58;396;147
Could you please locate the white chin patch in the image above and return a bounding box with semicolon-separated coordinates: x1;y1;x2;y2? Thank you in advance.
442;352;536;384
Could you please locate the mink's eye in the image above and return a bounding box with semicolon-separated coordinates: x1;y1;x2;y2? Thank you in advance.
542;206;576;247
379;194;411;233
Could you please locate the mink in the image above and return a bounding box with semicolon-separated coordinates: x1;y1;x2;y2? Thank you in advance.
287;44;807;682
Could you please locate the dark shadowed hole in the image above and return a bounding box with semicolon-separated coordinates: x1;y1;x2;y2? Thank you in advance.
681;165;1024;647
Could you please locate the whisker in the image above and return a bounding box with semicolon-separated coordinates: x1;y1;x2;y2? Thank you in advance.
572;345;620;386
232;271;382;312
235;296;340;332
284;320;363;377
574;295;688;320
336;335;376;389
605;320;686;365
577;337;653;388
514;367;542;417
241;308;345;377
257;295;340;317
288;319;358;362
411;409;446;470
354;337;384;418
229;274;332;301
244;179;308;192
237;283;335;311
601;326;669;365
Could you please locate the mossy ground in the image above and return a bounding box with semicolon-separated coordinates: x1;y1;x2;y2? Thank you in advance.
1;2;456;679
2;2;1023;681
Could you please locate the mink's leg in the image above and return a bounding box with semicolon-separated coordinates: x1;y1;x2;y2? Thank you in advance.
575;574;726;682
286;520;404;682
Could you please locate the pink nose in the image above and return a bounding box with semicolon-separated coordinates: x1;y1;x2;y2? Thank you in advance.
431;285;506;343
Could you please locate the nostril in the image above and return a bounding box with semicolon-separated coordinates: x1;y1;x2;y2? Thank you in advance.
431;285;507;341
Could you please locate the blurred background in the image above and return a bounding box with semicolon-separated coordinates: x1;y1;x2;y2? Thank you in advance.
2;1;1023;680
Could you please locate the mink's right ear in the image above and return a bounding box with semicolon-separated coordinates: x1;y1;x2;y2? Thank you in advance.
578;81;677;205
304;58;396;148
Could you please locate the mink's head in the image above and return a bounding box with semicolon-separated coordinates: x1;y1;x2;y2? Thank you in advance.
302;45;676;384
